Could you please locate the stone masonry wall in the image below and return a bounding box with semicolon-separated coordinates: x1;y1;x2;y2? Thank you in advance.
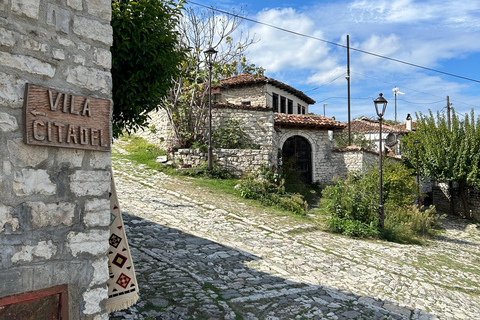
211;106;275;152
433;183;480;221
174;148;272;177
0;1;112;319
217;85;266;106
135;107;176;149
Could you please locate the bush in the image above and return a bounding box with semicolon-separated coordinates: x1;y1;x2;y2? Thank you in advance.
237;164;307;215
212;119;257;149
320;161;442;242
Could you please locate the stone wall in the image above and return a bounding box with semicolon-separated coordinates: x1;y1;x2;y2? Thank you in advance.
217;85;266;106
174;148;272;177
212;105;275;152
0;1;112;319
135;108;176;149
433;183;480;221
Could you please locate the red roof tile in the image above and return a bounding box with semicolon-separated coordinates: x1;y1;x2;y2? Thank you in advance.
346;117;409;134
275;113;345;129
217;74;316;105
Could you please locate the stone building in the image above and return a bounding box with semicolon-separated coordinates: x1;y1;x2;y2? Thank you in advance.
143;74;383;186
0;0;114;319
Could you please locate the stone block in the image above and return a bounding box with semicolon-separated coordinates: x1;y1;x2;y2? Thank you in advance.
90;152;111;169
73;16;112;46
47;4;70;33
93;47;111;69
67;230;110;257
89;256;109;286
13;169;56;196
67;0;83;11
22;36;48;52
83;286;108;315
84;198;110;227
56;148;85;168
0;27;15;47
65;65;111;95
12;0;40;19
7;139;49;167
0;112;18;132
87;0;111;20
0;72;27;109
0;204;18;233
28;201;75;228
0;269;21;296
33;264;54;289
57;37;75;47
52;48;65;60
70;170;110;196
0;52;55;77
11;240;57;263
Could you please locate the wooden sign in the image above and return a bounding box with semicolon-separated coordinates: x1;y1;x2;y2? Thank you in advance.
24;83;111;151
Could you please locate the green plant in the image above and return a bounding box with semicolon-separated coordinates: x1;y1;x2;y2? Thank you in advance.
111;0;186;137
212;119;256;149
320;161;442;242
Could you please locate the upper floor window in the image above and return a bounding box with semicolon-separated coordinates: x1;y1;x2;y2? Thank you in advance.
287;99;293;114
280;96;286;113
272;93;279;112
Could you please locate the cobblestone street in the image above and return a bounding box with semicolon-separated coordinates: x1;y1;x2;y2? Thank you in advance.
109;155;480;320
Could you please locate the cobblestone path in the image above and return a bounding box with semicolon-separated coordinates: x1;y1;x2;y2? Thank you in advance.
109;155;480;320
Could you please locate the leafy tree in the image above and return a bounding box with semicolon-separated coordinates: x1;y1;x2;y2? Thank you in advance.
111;0;186;137
403;109;480;218
162;7;264;148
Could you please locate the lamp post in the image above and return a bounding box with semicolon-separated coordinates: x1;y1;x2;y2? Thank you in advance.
204;46;217;171
414;139;421;205
374;93;388;231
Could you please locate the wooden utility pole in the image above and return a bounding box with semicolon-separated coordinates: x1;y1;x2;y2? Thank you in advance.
347;35;351;146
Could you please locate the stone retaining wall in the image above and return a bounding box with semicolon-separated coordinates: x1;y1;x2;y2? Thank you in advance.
433;183;480;221
0;1;112;319
174;148;272;177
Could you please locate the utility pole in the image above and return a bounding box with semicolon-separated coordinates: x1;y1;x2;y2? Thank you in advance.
323;103;328;117
446;95;451;130
347;34;351;146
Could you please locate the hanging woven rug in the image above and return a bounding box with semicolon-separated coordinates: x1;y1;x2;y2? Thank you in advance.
106;171;139;313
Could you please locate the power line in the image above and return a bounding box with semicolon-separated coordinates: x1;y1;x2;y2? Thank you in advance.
188;1;480;84
304;72;346;93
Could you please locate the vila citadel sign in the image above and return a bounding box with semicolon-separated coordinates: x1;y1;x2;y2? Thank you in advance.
24;84;111;151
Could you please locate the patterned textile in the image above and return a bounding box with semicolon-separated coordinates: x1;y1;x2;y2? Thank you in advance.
106;172;139;313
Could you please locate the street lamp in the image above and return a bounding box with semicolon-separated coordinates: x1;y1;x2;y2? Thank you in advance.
414;139;421;206
204;46;217;171
374;93;388;231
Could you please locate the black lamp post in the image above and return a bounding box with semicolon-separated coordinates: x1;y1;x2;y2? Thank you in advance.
414;139;421;205
204;46;217;171
374;93;388;231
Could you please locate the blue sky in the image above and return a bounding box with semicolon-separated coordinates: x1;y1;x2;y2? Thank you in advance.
187;0;480;123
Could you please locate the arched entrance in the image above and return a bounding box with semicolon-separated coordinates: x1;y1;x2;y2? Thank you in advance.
282;136;312;184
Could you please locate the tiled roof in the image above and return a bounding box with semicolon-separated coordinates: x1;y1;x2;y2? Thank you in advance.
347;117;410;134
275;113;346;130
217;74;316;105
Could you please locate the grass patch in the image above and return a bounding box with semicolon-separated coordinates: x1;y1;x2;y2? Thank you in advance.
116;134;166;170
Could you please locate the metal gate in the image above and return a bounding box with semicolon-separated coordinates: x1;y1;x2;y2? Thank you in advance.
282;136;312;184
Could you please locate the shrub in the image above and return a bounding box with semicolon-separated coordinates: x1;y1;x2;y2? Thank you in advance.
237;165;307;215
320;161;442;242
212;119;257;149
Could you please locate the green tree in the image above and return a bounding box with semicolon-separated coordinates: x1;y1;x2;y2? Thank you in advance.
111;0;186;137
162;7;264;148
403;109;480;218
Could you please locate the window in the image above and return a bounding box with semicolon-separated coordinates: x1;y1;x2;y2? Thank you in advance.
242;101;251;106
287;99;293;114
280;96;286;113
272;93;279;112
302;106;306;114
297;103;302;114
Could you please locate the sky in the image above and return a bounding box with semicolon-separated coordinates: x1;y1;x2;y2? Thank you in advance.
186;0;480;123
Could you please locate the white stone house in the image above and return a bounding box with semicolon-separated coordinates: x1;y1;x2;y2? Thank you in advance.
142;74;381;186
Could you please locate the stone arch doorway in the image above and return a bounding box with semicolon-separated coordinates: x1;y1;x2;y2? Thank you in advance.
282;135;312;184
